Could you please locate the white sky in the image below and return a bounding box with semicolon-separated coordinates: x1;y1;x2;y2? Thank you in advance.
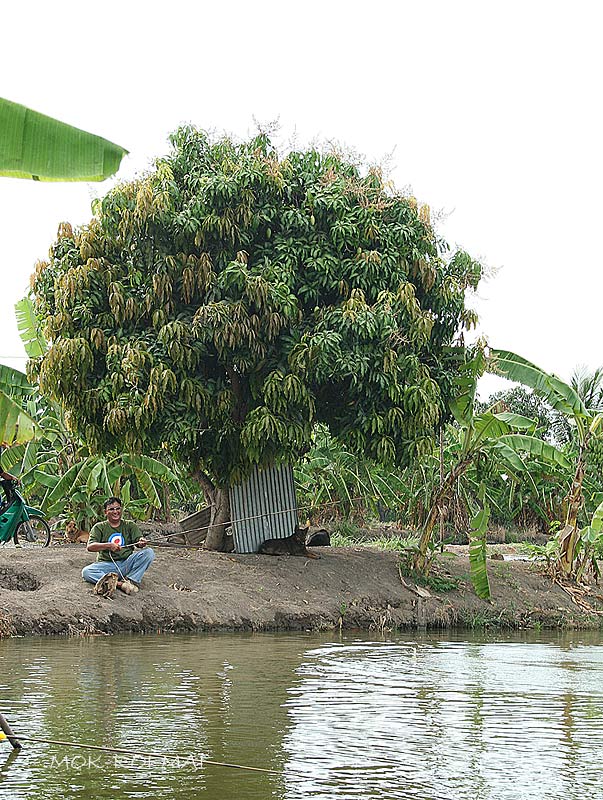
2;0;601;399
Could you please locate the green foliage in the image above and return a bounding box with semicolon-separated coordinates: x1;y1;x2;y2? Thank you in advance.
1;303;186;525
38;452;176;526
416;348;569;570
571;365;603;412
411;570;461;593
294;424;409;521
398;552;461;591
330;519;366;545
30;127;482;490
522;538;561;568
490;350;589;420
15;298;47;358
573;499;603;581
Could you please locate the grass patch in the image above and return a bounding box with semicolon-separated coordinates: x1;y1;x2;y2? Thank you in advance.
404;568;461;593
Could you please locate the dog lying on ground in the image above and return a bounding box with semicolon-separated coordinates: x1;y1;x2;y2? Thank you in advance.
65;520;90;544
258;524;320;558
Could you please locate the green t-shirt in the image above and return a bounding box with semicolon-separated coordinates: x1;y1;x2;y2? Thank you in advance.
88;519;142;562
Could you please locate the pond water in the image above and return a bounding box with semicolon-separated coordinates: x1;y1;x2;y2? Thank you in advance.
1;630;602;799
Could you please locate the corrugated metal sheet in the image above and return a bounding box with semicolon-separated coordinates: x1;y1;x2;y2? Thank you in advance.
178;507;212;545
229;463;298;553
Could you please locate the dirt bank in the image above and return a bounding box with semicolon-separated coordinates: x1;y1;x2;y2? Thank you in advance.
1;542;602;637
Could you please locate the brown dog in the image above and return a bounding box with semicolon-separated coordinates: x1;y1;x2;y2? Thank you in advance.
65;520;90;544
258;525;319;558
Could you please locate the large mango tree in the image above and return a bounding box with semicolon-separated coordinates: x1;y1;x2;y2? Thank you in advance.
29;126;484;549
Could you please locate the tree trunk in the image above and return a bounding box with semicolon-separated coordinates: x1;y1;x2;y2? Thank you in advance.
415;457;472;571
438;426;445;553
191;469;231;552
557;441;588;577
205;487;231;551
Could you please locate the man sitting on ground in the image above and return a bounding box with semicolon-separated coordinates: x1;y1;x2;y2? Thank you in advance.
82;497;154;595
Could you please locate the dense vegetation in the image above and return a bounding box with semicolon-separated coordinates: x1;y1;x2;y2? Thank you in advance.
1;126;601;588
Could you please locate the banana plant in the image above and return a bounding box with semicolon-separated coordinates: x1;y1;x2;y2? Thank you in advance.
294;424;411;520
415;348;570;597
574;498;603;582
489;349;603;577
35;453;177;528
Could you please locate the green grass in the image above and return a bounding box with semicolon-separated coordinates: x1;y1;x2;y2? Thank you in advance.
402;568;461;593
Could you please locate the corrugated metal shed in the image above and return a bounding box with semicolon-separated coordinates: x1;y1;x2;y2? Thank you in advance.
229;463;298;553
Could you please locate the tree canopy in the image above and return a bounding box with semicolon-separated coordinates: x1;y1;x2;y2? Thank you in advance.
30;127;482;495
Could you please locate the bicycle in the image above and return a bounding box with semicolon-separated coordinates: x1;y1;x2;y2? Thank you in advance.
0;481;51;547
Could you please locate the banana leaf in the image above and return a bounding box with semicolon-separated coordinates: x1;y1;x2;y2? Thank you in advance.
121;454;176;480
0;97;127;182
0;364;32;396
15;298;47;357
0;390;38;446
492;412;537;431
488;349;588;419
469;502;491;600
497;434;571;469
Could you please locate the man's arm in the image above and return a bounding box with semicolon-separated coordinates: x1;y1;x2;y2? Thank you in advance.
87;541;121;553
0;470;18;481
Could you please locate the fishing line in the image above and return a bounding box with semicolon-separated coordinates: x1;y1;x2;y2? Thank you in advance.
5;732;304;776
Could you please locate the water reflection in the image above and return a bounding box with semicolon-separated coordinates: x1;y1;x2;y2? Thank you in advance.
0;631;602;799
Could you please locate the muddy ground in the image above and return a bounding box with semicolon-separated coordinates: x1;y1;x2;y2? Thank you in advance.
1;535;603;637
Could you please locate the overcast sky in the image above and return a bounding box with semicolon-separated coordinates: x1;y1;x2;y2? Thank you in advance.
2;1;601;398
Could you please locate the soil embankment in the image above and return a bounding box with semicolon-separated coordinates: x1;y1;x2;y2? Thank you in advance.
1;540;603;637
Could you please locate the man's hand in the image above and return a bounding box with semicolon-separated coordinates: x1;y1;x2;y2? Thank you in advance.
136;537;149;548
108;541;121;552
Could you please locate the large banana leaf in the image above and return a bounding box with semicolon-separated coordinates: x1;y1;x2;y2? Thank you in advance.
448;349;487;427
15;298;47;357
0;97;127;182
0;364;32;396
449;373;478;427
488;349;588;419
469;412;512;449
496;434;571;469
469;500;491;600
0;391;38;446
492;412;536;431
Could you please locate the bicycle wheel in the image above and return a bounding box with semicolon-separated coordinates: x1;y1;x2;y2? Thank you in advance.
14;516;51;547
